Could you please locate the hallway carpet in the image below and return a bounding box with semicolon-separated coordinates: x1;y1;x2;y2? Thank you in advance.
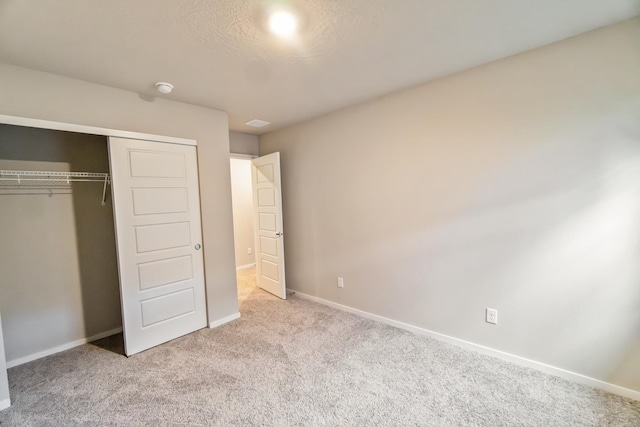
0;268;638;425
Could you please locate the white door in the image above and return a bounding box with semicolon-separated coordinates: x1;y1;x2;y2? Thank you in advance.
252;152;287;299
109;137;207;356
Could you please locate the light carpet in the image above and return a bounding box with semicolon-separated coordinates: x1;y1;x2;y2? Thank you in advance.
0;268;638;426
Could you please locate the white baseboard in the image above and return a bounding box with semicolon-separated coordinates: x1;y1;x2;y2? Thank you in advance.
293;291;640;401
236;263;256;271
6;327;123;369
0;398;10;411
209;312;241;329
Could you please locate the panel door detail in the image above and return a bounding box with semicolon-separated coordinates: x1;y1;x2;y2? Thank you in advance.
252;152;287;299
109;137;207;356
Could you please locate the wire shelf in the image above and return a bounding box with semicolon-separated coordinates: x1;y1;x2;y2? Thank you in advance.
0;170;111;205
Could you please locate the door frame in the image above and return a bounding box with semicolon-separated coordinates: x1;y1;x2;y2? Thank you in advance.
230;153;258;160
228;152;288;298
0;114;199;410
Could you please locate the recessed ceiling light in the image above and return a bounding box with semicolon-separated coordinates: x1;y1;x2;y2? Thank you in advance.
155;82;174;94
246;119;271;128
269;11;298;37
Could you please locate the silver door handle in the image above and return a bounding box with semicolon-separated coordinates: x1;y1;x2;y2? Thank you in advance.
195;244;201;250
275;232;283;237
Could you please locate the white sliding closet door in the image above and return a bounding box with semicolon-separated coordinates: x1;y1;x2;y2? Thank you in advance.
108;137;207;356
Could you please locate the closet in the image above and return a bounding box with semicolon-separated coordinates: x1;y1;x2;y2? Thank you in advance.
0;124;121;366
0;120;208;372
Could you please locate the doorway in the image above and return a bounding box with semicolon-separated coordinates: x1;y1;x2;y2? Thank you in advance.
229;156;257;295
230;156;257;271
229;153;287;299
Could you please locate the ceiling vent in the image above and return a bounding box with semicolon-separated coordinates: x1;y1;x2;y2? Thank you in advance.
245;119;271;128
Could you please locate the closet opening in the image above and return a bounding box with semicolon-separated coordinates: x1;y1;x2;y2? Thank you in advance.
0;123;124;367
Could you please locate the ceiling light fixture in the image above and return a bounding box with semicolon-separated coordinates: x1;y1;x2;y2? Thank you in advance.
269;10;298;37
155;82;174;94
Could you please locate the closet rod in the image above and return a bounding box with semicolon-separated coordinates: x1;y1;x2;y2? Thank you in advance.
0;170;111;206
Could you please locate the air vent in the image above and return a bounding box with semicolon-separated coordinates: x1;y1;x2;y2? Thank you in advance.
245;119;271;128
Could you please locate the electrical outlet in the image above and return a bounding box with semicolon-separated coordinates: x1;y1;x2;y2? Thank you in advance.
337;277;344;288
247;248;252;255
486;308;498;325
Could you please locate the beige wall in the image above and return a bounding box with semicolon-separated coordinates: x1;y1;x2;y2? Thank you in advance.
230;158;256;268
229;131;259;156
0;63;239;326
0;125;121;362
260;18;640;392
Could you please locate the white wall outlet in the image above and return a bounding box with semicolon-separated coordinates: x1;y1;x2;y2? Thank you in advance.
337;277;344;288
486;308;498;325
247;248;252;255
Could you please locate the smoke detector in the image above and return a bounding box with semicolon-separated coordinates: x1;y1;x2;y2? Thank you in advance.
155;82;174;94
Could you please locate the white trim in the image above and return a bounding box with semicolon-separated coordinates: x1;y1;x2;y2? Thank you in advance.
6;327;123;368
230;153;258;159
236;263;256;271
209;312;241;329
0;398;10;411
293;291;640;401
0;114;197;146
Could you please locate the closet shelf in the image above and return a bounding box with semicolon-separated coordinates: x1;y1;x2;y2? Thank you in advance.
0;170;111;205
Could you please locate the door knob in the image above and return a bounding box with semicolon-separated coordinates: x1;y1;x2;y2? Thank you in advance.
275;232;283;237
195;244;201;250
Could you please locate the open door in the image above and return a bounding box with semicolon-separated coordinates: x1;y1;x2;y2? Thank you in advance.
251;152;286;299
109;137;207;356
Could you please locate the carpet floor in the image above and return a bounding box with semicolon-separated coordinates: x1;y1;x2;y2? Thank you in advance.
0;268;638;426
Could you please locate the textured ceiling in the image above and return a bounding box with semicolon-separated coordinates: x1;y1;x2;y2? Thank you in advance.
0;0;638;134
